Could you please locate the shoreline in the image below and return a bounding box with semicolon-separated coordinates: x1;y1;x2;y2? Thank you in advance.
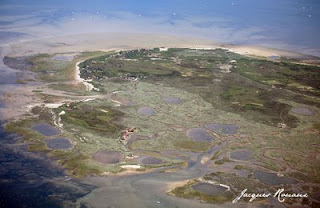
5;33;319;59
1;34;319;123
1;40;319;122
74;60;95;91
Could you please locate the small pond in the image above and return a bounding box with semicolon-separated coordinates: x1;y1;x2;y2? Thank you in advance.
138;107;155;116
163;97;182;104
292;107;314;116
138;156;163;165
230;150;253;161
205;123;239;134
254;170;298;186
31;123;61;136
187;128;214;142
192;183;228;195
93;150;122;164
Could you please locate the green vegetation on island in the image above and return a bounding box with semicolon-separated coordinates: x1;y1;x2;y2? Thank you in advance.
4;48;320;206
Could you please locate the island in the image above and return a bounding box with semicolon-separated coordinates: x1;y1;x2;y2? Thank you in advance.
3;46;320;207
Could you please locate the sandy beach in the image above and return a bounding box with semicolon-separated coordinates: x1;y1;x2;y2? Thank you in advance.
1;32;318;122
6;33;315;59
74;60;94;91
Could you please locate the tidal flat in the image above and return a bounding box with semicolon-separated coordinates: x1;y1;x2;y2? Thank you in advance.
4;47;320;207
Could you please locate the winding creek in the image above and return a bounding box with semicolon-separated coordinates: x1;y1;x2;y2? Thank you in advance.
77;143;229;208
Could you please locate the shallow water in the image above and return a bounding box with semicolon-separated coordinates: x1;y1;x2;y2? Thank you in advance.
205;123;239;134
292;107;314;116
0;47;18;84
0;124;95;208
77;145;225;208
138;107;155;116
230;150;253;161
160;150;200;161
163;97;182;104
187;128;214;142
138;156;163;165
0;31;27;42
45;138;72;150
3;56;32;71
254;170;298;186
192;183;227;195
31;123;61;136
0;100;5;108
93;150;122;164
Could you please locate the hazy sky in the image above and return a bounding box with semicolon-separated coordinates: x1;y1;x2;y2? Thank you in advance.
0;0;319;56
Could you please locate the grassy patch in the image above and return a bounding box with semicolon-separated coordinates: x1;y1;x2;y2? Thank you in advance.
50;151;102;178
215;157;231;165
48;83;88;95
5;118;44;142
60;102;125;136
169;181;234;204
313;122;320;131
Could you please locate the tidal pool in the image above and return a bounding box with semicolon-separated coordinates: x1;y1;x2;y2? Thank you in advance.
187;128;214;142
192;183;227;195
138;156;163;165
292;107;314;116
31;123;61;136
230;150;253;161
254;170;298;186
205;123;239;134
163;97;182;104
45;138;72;150
93;150;122;164
138;107;155;116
